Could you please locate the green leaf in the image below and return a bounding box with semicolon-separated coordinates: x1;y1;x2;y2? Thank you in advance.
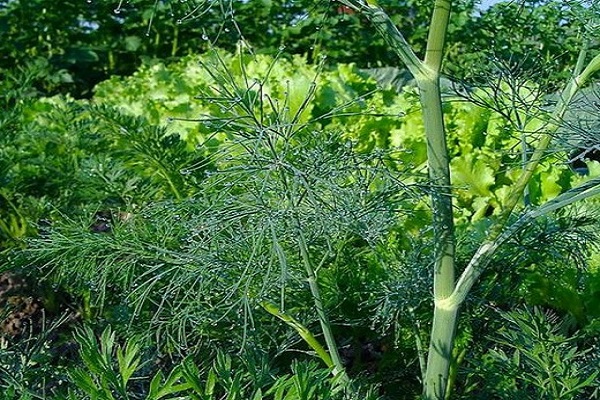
74;327;106;375
124;36;142;52
148;370;165;399
261;301;334;368
451;153;496;198
116;341;141;387
225;373;243;400
204;368;217;397
148;366;192;399
70;368;101;397
251;389;264;400
99;326;116;368
511;349;520;366
179;357;204;394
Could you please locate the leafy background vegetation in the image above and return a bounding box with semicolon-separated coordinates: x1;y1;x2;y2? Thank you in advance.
1;0;599;399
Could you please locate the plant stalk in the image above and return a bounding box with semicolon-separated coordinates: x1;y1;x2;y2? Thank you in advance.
417;1;457;397
337;1;457;397
297;228;347;380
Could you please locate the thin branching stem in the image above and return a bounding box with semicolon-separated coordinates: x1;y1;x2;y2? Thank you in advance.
296;227;348;381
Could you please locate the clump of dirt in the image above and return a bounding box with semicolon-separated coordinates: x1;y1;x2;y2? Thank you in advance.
0;272;45;339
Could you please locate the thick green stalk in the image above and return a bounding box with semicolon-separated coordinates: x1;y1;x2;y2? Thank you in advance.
417;2;457;398
429;49;600;400
336;1;457;398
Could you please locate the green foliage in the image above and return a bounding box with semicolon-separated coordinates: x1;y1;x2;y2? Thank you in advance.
460;307;599;400
0;0;214;97
446;0;588;88
0;314;73;399
68;325;375;400
2;0;585;98
3;1;600;398
0;0;479;97
70;326;143;399
327;81;581;224
90;51;587;228
91;49;398;150
5;41;599;396
16;50;415;373
0;66;207;248
25;121;411;356
0;64;51;247
439;207;599;321
92;51;325;144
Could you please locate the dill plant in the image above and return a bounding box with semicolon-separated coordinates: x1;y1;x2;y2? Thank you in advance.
21;48;417;396
330;1;600;398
